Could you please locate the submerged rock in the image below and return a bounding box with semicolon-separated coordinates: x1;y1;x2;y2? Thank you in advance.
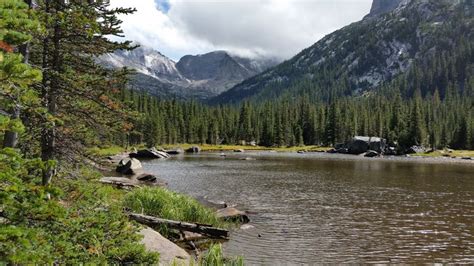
116;158;143;175
216;207;250;223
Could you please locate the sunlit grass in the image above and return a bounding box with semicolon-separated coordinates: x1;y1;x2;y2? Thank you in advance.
162;143;331;152
198;244;244;266
123;187;227;228
414;149;474;158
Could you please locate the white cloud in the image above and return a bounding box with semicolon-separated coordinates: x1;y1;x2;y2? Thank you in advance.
110;0;373;60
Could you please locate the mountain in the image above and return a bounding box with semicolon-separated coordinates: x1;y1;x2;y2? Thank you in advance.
212;0;473;104
99;47;278;99
366;0;405;18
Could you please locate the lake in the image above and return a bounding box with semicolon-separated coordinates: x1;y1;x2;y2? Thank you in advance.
142;152;474;264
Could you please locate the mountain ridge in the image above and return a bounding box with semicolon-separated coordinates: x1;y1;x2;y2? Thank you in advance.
99;46;279;99
211;0;473;104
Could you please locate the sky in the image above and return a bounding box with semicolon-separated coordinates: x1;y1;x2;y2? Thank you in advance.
109;0;373;61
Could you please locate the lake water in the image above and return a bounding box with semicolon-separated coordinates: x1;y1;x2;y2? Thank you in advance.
142;152;474;264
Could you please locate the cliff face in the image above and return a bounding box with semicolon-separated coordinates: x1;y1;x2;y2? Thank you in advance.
366;0;405;17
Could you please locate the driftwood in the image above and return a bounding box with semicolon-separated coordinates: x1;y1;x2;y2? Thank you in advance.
128;213;229;239
99;177;141;189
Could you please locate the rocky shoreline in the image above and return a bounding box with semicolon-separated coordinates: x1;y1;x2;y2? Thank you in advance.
98;147;250;264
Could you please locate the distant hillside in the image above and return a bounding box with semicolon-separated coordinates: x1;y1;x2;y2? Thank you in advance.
212;0;473;104
98;47;279;100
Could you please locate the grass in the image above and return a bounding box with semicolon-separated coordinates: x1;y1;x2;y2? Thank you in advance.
414;149;474;158
87;145;128;157
198;244;244;266
162;143;331;152
123;187;227;229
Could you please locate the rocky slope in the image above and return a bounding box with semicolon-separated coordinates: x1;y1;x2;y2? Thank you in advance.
212;0;473;104
99;47;278;99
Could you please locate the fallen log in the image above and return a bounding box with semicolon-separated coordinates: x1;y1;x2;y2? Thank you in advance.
128;213;229;239
99;177;141;189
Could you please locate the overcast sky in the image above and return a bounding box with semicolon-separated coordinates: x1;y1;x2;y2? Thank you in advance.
110;0;373;61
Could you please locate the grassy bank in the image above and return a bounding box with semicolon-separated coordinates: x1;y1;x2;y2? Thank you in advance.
88;144;332;156
123;187;229;231
413;150;474;158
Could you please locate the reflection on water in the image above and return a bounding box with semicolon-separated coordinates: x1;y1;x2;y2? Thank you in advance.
143;152;474;264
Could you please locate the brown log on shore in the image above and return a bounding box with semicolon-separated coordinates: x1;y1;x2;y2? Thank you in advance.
128;213;229;239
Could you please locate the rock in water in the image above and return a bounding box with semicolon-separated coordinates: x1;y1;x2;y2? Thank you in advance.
139;227;190;265
216;207;250;223
129;147;170;159
116;158;143;175
185;146;201;153
364;150;380;158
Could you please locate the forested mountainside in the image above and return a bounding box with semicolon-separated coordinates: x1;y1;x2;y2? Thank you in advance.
98;47;278;100
212;0;473;104
110;0;474;151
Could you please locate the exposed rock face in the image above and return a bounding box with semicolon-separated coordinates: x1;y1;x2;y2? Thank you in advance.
366;0;405;18
212;0;470;104
99;46;279;100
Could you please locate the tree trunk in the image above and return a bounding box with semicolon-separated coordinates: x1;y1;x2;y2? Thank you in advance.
41;0;59;186
128;213;229;239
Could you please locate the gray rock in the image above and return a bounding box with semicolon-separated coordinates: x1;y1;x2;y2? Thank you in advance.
130;147;170;159
366;0;404;18
347;136;387;154
116;158;143;175
139;227;190;265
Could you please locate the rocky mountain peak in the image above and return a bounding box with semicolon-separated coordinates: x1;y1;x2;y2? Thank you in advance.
366;0;406;17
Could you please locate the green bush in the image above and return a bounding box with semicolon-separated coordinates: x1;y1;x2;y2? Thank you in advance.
0;148;159;264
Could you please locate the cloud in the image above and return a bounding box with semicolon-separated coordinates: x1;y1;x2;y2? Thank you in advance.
110;0;372;60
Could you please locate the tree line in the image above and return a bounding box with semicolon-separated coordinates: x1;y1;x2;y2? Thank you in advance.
116;77;474;151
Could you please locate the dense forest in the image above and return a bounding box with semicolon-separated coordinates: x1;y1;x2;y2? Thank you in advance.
117;77;474;151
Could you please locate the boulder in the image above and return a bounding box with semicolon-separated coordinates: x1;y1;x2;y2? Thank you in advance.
216;207;250;223
139;227;190;265
116;158;142;175
186;146;201;153
385;146;397;155
234;149;245;153
364;150;380;158
135;173;158;182
130;147;170;159
346;136;387;155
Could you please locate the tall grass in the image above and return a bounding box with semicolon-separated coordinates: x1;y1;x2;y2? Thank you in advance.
199;244;244;266
123;187;225;228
